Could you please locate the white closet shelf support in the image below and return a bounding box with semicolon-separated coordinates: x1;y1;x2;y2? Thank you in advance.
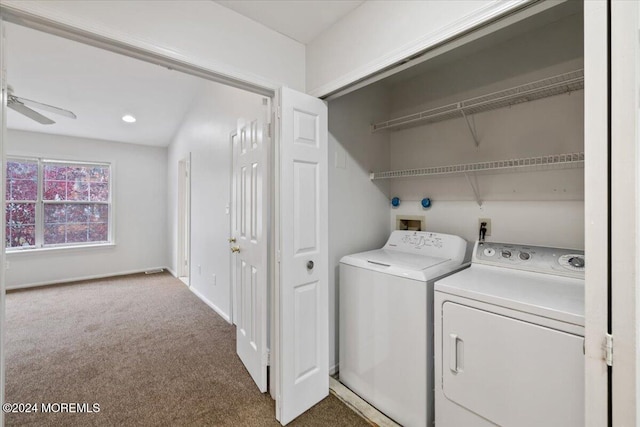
371;69;584;133
369;152;584;180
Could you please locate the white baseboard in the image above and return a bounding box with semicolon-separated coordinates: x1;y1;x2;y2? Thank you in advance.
329;363;339;376
6;267;170;290
166;267;177;278
189;286;232;324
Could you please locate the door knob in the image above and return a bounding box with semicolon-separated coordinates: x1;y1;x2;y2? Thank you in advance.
231;246;240;253
306;260;314;270
228;237;237;243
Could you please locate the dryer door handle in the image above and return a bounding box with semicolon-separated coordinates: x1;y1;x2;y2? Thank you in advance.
449;333;461;373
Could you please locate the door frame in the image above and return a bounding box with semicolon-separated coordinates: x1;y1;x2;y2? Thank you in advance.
583;1;610;425
610;0;639;425
177;156;191;283
229;130;238;325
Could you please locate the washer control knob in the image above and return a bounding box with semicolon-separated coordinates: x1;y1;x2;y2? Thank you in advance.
501;250;512;259
568;256;585;268
519;252;531;261
483;248;496;257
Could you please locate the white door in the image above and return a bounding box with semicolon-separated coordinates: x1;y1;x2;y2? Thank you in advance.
275;87;329;425
232;99;270;392
442;302;584;427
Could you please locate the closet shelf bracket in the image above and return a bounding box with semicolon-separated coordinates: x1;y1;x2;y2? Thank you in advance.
460;108;479;147
465;172;482;207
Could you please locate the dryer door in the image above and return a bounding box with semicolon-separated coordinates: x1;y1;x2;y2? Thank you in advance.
442;302;584;427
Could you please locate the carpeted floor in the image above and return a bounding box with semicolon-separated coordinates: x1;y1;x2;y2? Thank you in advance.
5;273;368;426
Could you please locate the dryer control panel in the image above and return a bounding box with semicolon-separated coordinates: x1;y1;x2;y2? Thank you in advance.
473;241;585;279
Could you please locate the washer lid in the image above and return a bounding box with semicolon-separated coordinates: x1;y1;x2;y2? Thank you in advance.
435;264;584;326
363;249;449;270
340;249;459;282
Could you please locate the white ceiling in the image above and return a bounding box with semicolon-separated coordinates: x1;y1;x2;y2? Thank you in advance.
216;0;365;44
6;22;205;147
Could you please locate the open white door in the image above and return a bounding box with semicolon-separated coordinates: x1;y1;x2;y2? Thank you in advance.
232;100;271;392
275;87;328;425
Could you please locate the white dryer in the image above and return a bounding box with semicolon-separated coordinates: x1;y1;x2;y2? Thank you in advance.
434;241;585;427
339;230;468;427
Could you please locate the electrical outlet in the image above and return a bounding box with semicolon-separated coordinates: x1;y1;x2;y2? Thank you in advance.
478;218;492;237
5;261;10;270
212;274;216;286
198;265;202;275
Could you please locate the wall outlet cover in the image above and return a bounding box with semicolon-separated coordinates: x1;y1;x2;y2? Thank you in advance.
478;218;492;237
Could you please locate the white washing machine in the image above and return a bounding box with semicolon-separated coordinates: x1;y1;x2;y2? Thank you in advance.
339;230;468;427
434;241;585;427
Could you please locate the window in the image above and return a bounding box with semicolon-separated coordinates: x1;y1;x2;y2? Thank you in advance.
5;158;111;250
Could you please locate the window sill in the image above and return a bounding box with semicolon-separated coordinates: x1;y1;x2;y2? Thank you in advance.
5;243;116;256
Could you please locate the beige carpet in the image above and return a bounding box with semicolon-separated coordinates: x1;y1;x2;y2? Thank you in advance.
5;273;368;426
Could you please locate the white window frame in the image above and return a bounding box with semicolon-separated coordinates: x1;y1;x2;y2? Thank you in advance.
5;156;113;251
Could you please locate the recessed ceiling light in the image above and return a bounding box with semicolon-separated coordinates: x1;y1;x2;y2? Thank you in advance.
122;114;136;123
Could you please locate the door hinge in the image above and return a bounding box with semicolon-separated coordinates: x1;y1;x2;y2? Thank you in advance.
604;333;613;367
276;105;281;119
263;350;270;366
276;250;281;263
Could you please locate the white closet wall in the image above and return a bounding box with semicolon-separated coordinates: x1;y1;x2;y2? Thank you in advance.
328;84;391;372
381;9;584;249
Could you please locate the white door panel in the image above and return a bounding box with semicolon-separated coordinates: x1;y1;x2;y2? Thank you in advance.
442;302;584;427
232;101;270;393
277;87;328;425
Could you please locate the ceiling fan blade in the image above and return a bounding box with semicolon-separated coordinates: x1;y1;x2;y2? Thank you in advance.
14;96;77;119
8;100;55;125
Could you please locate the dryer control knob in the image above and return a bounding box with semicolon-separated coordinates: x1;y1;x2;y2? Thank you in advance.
501;250;512;258
519;252;531;261
483;248;495;257
568;256;585;268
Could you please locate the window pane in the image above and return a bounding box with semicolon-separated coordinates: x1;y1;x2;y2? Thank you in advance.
43;164;68;181
7;161;37;180
44;203;109;245
6;160;38;202
89;166;109;183
44;180;66;201
43;163;108;202
89;183;109;201
66;181;89;201
5;202;36;248
66;224;89;243
88;223;108;242
44;224;65;245
8;179;38;201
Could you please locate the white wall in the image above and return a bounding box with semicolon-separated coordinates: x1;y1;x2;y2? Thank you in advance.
167;82;264;321
306;0;526;97
391;201;584;250
5;130;167;288
328;84;391;371
3;0;305;92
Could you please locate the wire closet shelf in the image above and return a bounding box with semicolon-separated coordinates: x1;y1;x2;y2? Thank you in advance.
370;152;584;180
371;69;584;132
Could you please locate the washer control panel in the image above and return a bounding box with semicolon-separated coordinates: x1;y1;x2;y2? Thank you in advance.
474;241;585;278
384;230;467;260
